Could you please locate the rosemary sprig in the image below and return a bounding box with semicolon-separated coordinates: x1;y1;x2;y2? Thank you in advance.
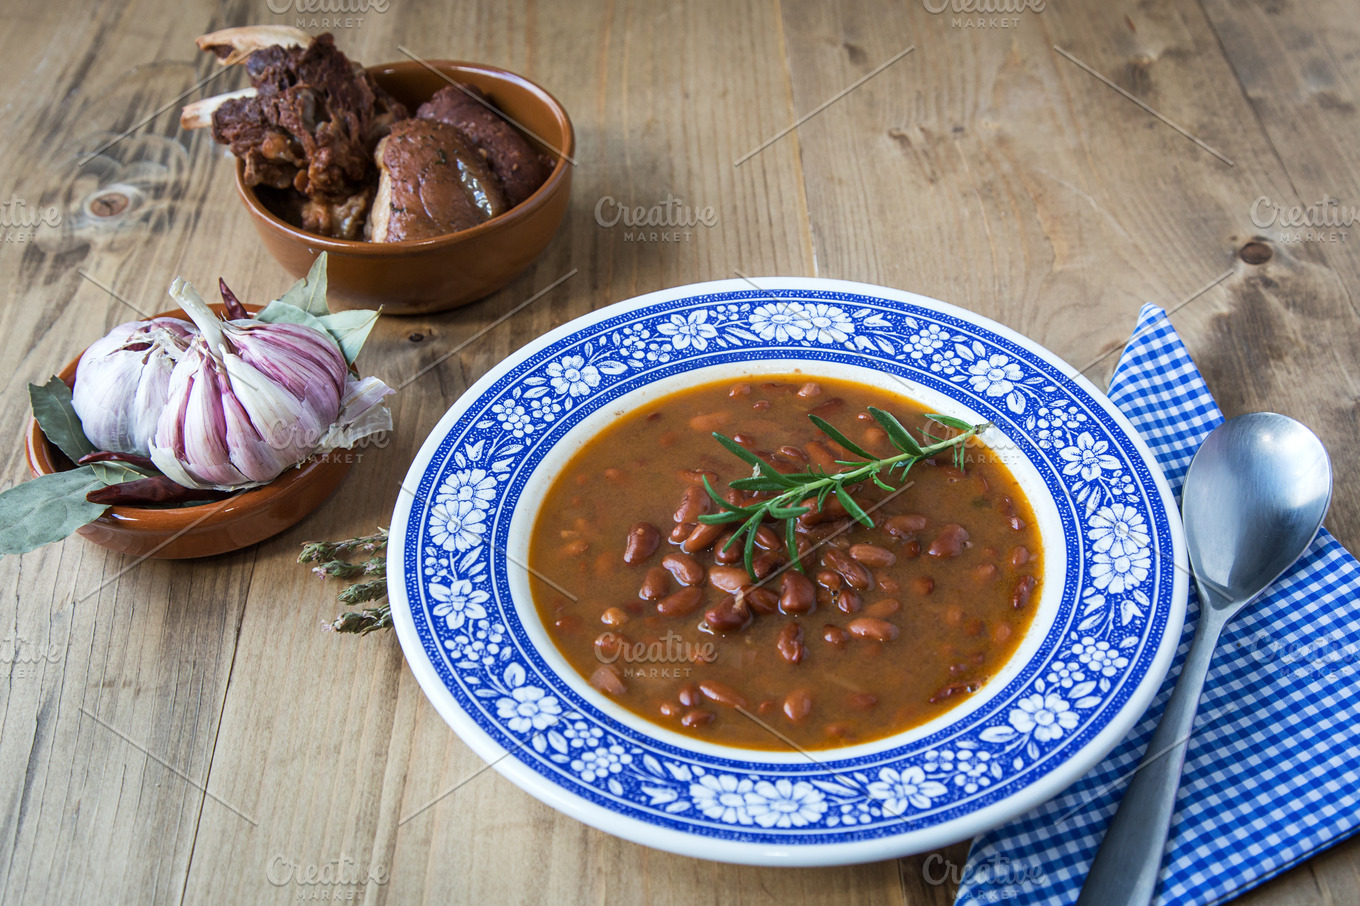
299;528;392;635
698;410;989;579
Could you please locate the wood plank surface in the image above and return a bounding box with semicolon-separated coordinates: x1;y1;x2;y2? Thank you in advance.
0;0;1354;903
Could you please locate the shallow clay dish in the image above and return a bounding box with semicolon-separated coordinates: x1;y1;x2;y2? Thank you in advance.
235;60;574;315
25;304;354;560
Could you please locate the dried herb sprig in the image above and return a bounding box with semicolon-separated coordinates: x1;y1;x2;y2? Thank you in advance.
699;410;989;579
299;528;392;634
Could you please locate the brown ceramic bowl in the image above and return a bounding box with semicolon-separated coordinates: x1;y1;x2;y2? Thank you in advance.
234;61;574;315
24;304;354;560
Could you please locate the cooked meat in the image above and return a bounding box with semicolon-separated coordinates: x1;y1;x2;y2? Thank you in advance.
180;87;257;131
195;25;310;65
366;119;508;242
416;85;554;207
207;33;406;237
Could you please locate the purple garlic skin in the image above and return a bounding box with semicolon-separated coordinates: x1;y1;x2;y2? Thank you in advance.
150;279;350;490
71;317;196;457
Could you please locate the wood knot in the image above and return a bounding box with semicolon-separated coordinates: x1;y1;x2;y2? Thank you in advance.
408;332;425;343
1239;241;1272;265
88;192;129;218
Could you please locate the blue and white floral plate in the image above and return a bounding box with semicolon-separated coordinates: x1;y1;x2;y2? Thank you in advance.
388;278;1188;865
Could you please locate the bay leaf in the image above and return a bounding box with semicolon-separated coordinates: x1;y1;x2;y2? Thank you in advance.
28;377;94;462
0;467;108;556
274;252;330;316
316;308;382;366
252;300;330;335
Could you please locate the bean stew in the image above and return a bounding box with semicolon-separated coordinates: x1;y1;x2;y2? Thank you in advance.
528;375;1042;750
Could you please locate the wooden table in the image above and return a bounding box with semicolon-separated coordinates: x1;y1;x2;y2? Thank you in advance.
3;0;1358;902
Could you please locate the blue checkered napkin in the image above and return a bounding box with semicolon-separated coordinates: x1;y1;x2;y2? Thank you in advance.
954;304;1360;906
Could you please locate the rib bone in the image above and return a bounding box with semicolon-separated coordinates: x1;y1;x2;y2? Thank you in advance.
179;88;257;130
195;25;311;65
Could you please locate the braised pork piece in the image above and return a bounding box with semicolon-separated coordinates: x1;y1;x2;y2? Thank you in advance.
528;376;1043;750
182;28;554;241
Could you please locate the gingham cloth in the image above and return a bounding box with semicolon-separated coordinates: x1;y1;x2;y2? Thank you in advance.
955;304;1360;906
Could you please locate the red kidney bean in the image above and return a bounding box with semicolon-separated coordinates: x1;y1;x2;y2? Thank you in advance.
798;493;849;527
682;521;725;554
965;618;984;636
752;399;770;411
1009;516;1026;531
688;411;731;433
866;598;901;618
707;566;748;593
797;382;822;398
678;468;719;485
728;382;751;397
776;445;808;463
847;693;878;711
562;539;589;556
779;571;816;614
713;534;742;564
944;604;963;626
745;587;780;615
732;434;758;448
777;623;805;664
826;722;853;739
822;625;848;647
673;485;712;523
594;632;623;659
834;590;862;614
678;683;702;707
670;522;696;543
703;594;752;632
753;525;780;550
623;521;661;564
993;623;1013;643
825;549;872;590
1009;545;1031;567
911;576;935;596
783;689;813;723
758;699;777;716
848;617;899;641
1011;575;1037;609
849;543;895;568
681;709;715;727
590;664;626;695
863;426;889;448
901;540;921;559
815;569;843;591
659;702;682;717
554;613;582;633
751;550;784;579
973;563;999;583
927;523;970;558
639;566;671;600
657;587;704;617
876;573;899;593
662;552;705;586
809;397;845;418
601;607;629;626
803;440;838;470
884;514;928;538
930;681;980;704
699;680;748;709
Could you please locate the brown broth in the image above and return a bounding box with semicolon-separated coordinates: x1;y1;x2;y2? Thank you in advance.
528;374;1042;750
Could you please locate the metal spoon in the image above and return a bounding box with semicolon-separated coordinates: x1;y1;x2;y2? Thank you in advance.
1077;412;1333;906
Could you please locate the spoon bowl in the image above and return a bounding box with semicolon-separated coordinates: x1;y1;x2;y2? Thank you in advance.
1182;412;1333;608
1078;412;1332;905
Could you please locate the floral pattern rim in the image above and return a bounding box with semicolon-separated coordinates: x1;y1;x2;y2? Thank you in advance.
389;280;1186;859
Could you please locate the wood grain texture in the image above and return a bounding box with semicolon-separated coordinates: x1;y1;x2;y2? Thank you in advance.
0;0;1354;903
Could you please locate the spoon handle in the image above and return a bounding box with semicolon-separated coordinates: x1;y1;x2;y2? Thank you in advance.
1075;601;1228;906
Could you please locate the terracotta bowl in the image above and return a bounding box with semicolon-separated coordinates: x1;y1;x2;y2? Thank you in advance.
24;304;354;560
234;61;575;315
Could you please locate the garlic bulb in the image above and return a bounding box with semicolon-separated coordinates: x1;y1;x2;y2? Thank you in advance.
71;317;196;457
149;278;362;490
